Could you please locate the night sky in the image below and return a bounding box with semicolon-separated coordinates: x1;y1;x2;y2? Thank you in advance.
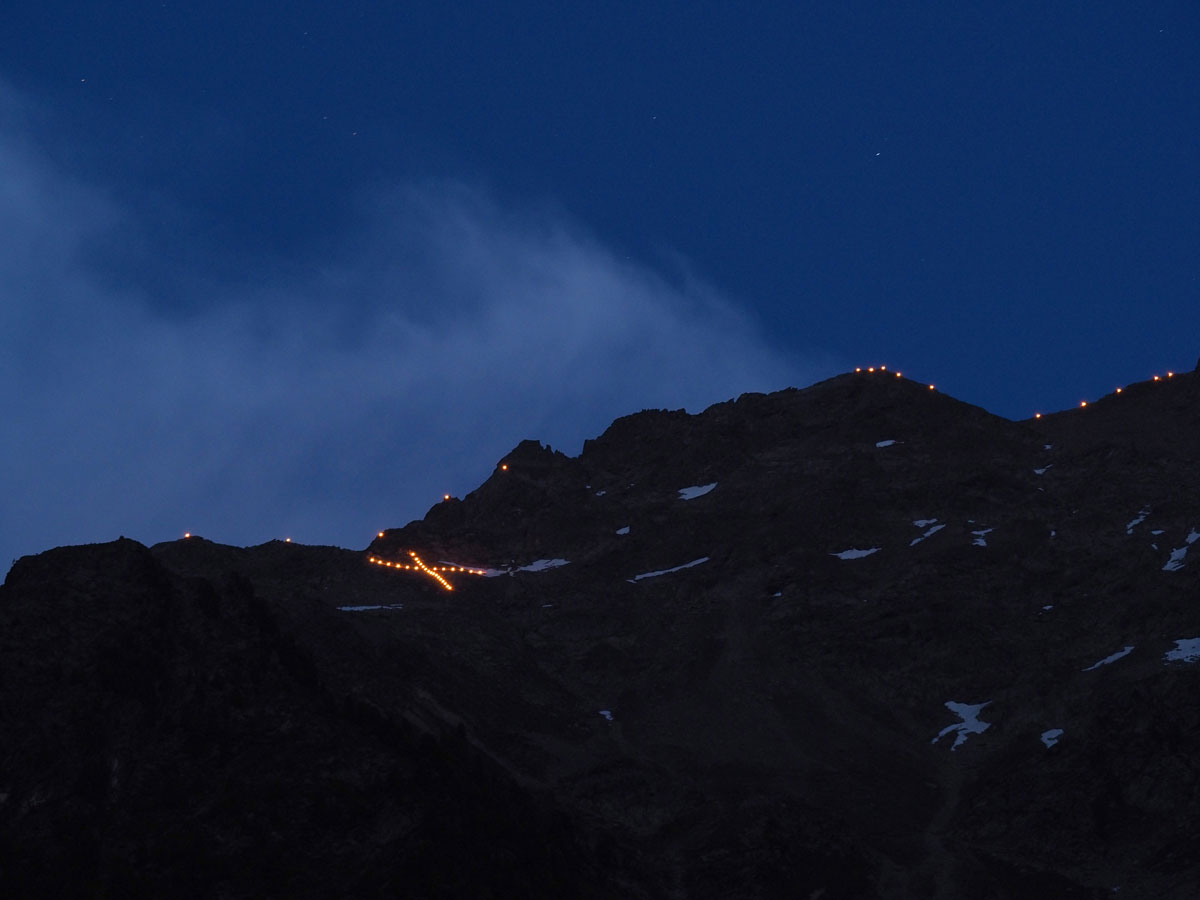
3;2;1198;565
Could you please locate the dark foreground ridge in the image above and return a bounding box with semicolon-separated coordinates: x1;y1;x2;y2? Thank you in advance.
4;369;1200;898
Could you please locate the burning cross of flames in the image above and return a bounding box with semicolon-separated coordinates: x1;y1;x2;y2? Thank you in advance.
367;550;486;591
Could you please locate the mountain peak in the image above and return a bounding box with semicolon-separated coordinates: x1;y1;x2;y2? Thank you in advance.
5;366;1200;898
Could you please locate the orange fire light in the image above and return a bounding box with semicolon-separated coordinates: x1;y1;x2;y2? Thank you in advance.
1034;413;1042;419
369;551;486;588
184;532;191;538
409;550;453;591
1080;400;1088;408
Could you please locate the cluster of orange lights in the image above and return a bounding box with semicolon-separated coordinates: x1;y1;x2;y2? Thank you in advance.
366;550;487;591
855;365;934;391
1033;371;1177;419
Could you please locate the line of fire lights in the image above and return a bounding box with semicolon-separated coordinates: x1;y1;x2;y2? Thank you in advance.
181;368;1183;553
366;550;487;591
854;364;1180;418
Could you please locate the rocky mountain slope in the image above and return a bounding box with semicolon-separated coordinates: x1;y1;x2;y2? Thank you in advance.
3;366;1199;898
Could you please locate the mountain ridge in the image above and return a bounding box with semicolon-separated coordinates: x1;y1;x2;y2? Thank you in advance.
3;366;1199;898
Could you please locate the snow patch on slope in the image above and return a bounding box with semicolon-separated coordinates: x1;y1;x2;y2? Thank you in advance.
478;558;570;577
1164;639;1200;664
832;547;880;560
932;701;992;750
678;482;717;500
1040;728;1064;748
1126;507;1151;535
1162;530;1200;572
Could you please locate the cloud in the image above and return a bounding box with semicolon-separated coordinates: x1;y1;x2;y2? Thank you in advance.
0;103;831;567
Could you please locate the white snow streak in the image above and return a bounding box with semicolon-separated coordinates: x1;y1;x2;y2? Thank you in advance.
1082;646;1134;672
629;557;710;581
616;525;630;535
338;604;404;611
831;547;880;560
971;528;993;547
875;439;898;448
910;522;945;546
678;482;717;500
517;558;570;572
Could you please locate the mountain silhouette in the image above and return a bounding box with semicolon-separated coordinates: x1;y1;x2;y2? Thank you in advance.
3;367;1199;898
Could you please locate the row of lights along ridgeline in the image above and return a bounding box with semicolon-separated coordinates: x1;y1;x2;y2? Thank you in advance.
1033;371;1176;419
853;363;1180;419
854;365;934;391
188;368;1185;570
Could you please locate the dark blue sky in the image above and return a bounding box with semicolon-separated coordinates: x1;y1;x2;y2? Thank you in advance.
3;2;1198;563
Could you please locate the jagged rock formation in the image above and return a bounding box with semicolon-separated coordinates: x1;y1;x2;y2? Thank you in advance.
3;369;1199;898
